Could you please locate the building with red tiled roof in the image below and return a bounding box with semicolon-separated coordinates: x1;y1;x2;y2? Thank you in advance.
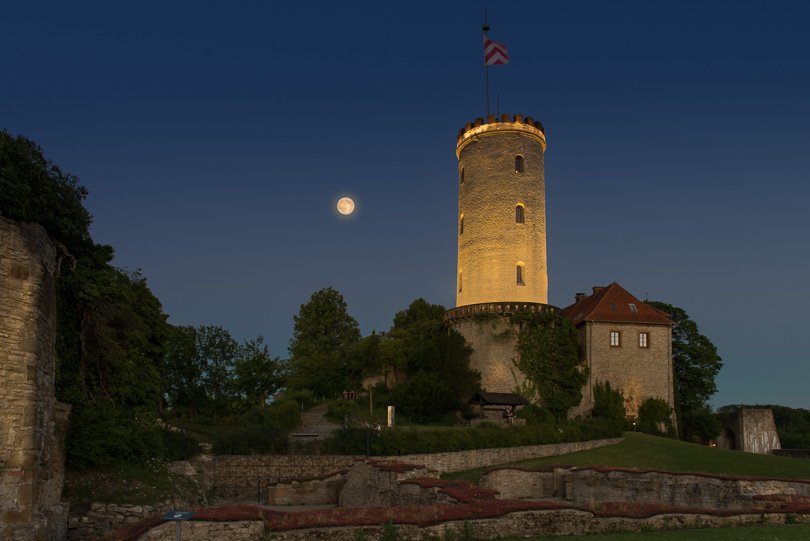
562;283;676;424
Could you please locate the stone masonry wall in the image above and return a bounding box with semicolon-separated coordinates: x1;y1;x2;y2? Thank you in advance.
451;316;525;394
186;454;359;500
389;437;623;473
578;321;674;420
0;217;69;541
482;466;810;511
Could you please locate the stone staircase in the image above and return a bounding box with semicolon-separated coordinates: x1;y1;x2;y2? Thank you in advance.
289;403;341;444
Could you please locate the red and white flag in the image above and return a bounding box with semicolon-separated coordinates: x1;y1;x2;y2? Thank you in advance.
484;37;509;65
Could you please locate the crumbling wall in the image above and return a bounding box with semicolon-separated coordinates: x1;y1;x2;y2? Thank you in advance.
0;216;70;541
717;408;781;455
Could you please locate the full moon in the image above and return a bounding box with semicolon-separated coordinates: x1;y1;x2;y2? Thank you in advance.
336;197;355;215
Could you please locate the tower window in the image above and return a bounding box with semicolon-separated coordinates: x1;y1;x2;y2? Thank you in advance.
610;331;621;347
459;166;465;184
515;205;525;223
639;332;649;348
515;155;524;173
458;271;462;293
516;264;525;285
459;214;464;234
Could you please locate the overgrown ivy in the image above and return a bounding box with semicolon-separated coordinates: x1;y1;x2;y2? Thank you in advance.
512;311;588;421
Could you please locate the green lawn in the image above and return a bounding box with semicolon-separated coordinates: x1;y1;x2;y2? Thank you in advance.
497;523;810;541
445;431;810;483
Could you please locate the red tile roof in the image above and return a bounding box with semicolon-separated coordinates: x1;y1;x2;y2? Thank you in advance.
562;282;672;326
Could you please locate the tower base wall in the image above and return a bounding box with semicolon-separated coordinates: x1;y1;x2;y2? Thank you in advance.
450;315;524;394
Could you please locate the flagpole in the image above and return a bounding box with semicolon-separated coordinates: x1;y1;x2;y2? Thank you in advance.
483;8;490;117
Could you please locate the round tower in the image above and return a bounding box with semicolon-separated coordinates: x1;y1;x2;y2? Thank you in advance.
446;114;557;394
455;114;548;306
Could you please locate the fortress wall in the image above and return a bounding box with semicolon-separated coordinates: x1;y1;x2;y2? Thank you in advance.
0;216;69;541
450;316;524;393
739;408;782;454
581;322;674;418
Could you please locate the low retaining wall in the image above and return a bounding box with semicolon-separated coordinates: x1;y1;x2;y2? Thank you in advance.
133;509;810;541
68;503;169;541
481;466;810;511
266;472;346;506
177;437;622;500
774;449;810;459
385;438;623;473
137;520;263;540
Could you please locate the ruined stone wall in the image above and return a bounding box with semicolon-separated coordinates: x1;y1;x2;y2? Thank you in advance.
579;321;674;419
184;454;359;500
739;408;781;454
482;466;810;511
0;216;69;541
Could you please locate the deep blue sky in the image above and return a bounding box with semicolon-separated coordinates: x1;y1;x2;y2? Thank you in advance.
3;1;809;408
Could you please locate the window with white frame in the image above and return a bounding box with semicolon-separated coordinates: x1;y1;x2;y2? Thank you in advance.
639;332;649;348
610;331;621;347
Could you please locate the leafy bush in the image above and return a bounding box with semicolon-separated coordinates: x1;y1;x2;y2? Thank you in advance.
160;428;201;461
322;417;622;455
517;403;556;426
638;397;674;436
392;372;458;423
592;381;626;425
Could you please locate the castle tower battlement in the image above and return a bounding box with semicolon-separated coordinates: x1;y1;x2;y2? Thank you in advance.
455;113;548;308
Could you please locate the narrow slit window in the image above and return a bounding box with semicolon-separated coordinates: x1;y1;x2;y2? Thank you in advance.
459;166;465;184
515;155;524;173
459;214;464;234
515;205;525;223
458;271;463;293
516;264;525;285
610;331;621;347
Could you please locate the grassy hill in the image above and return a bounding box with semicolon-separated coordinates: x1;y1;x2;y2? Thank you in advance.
446;432;810;483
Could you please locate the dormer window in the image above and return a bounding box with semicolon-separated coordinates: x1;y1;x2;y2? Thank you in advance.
629;303;638;312
610;302;617;312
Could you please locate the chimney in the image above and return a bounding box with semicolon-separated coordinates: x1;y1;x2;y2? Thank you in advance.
575;293;588;303
592;286;605;295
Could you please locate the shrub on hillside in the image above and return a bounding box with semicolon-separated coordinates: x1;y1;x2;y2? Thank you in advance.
160;428;201;461
638;398;674;436
592;381;626;426
322;418;622;456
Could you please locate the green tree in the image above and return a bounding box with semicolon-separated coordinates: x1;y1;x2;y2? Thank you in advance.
514;312;588;421
0;130;92;252
288;287;361;397
2;131;171;467
647;301;723;440
387;299;480;420
195;325;239;418
163;325;206;417
235;336;286;408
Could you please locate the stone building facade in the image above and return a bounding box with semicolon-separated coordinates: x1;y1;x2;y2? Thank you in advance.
0;216;70;541
562;283;675;420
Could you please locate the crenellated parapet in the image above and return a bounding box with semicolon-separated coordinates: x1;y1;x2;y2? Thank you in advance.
444;301;559;323
456;114;546;157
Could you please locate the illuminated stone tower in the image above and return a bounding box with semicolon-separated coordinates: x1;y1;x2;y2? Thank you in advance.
446;114;558;393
